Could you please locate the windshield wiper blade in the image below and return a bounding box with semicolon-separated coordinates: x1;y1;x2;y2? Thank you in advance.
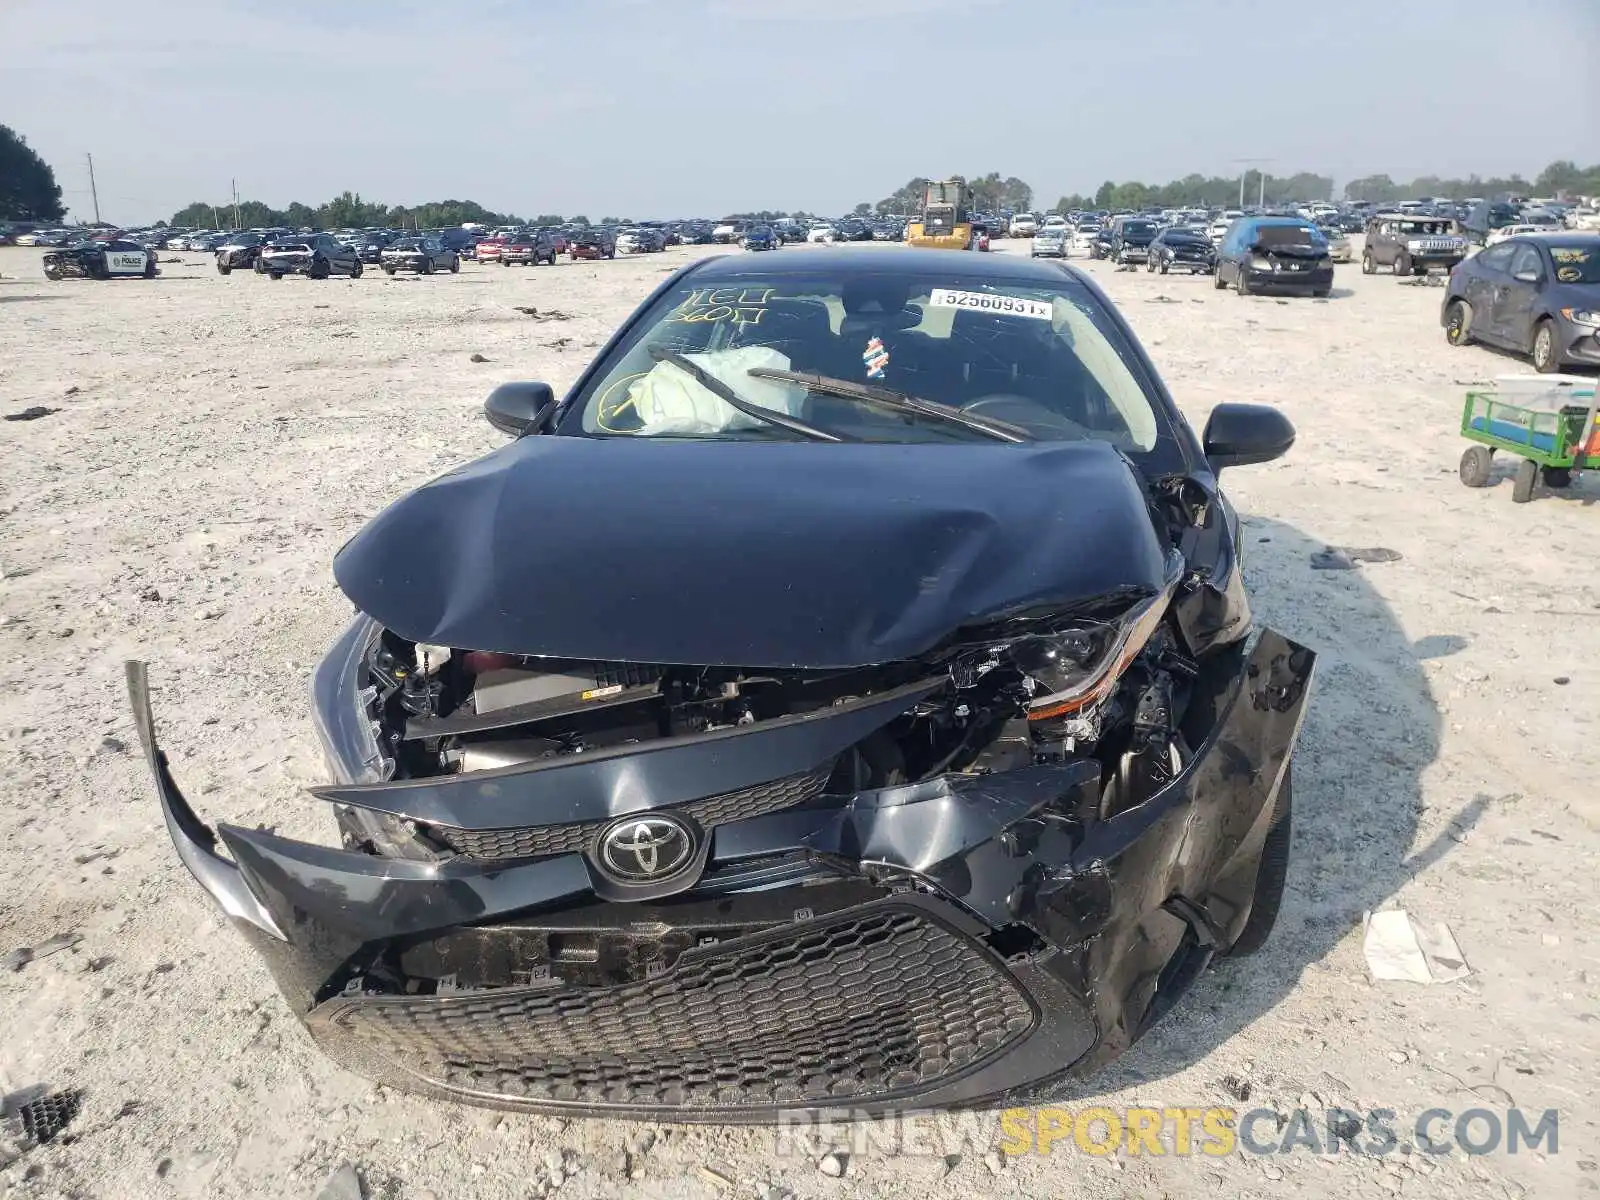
645;346;848;443
747;369;1032;444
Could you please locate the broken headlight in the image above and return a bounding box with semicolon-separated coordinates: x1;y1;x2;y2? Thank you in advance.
1013;557;1182;722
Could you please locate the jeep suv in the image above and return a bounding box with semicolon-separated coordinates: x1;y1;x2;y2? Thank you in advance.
1362;214;1467;276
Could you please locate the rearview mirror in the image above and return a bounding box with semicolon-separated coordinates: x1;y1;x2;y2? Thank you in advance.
1202;403;1295;473
485;381;556;437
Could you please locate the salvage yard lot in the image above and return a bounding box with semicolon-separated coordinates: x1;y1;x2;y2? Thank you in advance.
0;241;1595;1200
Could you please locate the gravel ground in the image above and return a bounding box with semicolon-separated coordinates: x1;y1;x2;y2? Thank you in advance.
0;239;1595;1200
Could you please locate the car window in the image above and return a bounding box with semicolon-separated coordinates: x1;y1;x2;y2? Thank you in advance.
1508;244;1544;279
1477;243;1515;271
569;270;1181;468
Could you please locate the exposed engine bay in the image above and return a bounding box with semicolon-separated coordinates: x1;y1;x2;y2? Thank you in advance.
344;555;1198;863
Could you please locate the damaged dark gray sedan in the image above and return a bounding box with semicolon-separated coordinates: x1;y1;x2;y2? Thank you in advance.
129;247;1314;1120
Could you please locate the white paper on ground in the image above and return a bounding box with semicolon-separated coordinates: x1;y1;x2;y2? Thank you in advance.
1362;909;1471;983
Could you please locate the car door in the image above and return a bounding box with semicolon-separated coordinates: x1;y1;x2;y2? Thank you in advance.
1219;224;1242;283
1460;242;1513;340
1492;242;1546;348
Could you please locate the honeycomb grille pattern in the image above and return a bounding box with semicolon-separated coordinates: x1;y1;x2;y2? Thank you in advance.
431;764;832;861
325;908;1034;1110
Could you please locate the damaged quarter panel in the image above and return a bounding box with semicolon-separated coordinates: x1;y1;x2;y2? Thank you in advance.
130;247;1314;1119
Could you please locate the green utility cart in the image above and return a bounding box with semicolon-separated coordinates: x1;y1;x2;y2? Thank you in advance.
1458;376;1600;503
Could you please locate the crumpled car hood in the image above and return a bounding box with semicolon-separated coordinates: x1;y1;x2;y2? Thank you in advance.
333;435;1172;669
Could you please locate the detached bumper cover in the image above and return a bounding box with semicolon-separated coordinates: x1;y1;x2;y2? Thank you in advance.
127;628;1314;1118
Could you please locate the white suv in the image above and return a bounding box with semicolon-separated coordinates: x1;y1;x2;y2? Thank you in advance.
1008;212;1038;237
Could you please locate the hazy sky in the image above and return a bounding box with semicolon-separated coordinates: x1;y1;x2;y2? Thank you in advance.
4;0;1596;224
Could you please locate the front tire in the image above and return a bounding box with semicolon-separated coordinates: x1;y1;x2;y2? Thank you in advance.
308;256;329;280
1213;264;1228;290
269;272;283;280
1531;320;1559;373
350;260;362;279
1394;251;1411;276
43;263;62;281
217;262;232;275
1444;299;1474;346
1236;267;1250;296
449;256;460;273
1227;764;1292;957
1361;250;1375;275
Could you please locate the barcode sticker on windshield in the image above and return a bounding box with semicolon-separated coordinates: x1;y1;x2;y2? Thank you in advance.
928;288;1052;320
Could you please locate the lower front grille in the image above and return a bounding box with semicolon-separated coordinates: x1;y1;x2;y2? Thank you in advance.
317;905;1036;1111
430;763;833;860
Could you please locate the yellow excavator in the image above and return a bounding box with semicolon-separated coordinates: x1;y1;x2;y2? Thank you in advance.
905;179;973;250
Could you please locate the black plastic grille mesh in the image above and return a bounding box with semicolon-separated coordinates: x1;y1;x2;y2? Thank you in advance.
324;907;1034;1110
431;764;832;860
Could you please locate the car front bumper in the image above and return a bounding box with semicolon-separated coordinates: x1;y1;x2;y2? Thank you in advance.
1555;317;1600;365
260;256;314;274
1245;262;1334;292
1164;256;1215;272
1115;247;1151;263
127;622;1313;1120
382;257;432;272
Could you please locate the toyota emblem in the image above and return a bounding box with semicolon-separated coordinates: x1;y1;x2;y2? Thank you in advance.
596;814;696;883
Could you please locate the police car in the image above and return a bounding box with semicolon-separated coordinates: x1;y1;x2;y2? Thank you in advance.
42;237;158;281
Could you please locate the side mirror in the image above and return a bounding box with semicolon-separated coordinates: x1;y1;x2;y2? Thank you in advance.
1202;402;1295;473
485;381;556;438
1512;269;1541;284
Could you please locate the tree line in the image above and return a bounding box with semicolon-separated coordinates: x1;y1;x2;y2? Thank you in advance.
0;125;65;221
166;192;593;231
1342;161;1600;203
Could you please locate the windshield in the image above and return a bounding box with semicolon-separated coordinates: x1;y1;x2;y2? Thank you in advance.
1121;222;1157;238
1398;220;1452;235
567;270;1178;467
389;238;423;250
1549;244;1600;285
1254;224;1321;249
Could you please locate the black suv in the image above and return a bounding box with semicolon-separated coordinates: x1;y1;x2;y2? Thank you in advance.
1108;217;1159;269
501;229;559;266
215;232;267;275
1146;228;1216;275
1361;214;1468;276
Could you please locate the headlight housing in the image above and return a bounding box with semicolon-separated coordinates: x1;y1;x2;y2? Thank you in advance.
1250;255;1274;270
1561;308;1600;327
1011;559;1183;722
1406;239;1424;250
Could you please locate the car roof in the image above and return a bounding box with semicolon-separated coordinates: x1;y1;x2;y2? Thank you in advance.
685;245;1088;286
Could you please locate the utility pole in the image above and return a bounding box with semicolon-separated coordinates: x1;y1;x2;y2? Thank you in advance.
86;153;100;223
1232;158;1270;210
231;178;240;230
1259;172;1267;208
